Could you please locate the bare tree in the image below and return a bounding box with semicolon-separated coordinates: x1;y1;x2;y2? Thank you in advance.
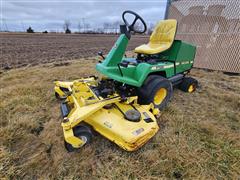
109;23;115;33
147;23;155;35
77;22;83;33
63;20;71;33
96;28;104;34
26;26;34;33
113;21;121;34
81;18;86;32
84;23;90;32
132;21;145;34
103;22;110;33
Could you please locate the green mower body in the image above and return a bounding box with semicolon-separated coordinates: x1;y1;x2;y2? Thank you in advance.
96;34;196;87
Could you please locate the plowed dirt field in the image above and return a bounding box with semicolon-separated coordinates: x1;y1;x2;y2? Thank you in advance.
0;33;148;69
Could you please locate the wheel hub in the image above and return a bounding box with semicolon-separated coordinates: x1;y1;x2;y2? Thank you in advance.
154;88;167;105
188;85;195;93
79;136;88;146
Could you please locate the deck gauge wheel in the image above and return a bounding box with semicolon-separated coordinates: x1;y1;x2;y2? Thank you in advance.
64;125;93;152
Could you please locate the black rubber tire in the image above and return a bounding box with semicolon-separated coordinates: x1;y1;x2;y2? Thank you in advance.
137;75;173;110
64;125;93;152
55;92;66;100
178;77;198;93
55;92;61;99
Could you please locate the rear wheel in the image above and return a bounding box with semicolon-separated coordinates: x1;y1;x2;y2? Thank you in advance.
64;125;93;152
178;77;198;93
137;76;173;110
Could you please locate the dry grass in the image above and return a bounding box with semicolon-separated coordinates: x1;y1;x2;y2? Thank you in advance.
0;59;240;179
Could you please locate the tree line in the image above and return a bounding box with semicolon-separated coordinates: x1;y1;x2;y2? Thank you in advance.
25;20;155;35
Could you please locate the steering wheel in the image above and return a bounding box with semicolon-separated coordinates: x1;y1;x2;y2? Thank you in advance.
122;10;147;34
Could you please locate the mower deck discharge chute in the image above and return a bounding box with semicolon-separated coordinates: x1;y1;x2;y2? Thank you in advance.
54;10;198;152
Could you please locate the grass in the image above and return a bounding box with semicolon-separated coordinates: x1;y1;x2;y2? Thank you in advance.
0;59;239;179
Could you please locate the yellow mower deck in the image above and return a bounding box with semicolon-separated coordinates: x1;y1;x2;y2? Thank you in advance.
54;77;160;151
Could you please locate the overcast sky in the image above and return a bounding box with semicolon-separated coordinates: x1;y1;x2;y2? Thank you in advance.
1;0;167;32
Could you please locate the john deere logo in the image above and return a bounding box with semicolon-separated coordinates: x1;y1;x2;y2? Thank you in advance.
151;66;164;70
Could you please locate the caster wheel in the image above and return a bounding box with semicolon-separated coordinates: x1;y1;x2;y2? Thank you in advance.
55;92;66;100
64;125;93;152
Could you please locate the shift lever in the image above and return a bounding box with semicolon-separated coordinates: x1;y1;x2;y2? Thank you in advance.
98;51;105;59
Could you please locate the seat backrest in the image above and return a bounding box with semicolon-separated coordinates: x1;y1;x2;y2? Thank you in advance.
149;19;177;44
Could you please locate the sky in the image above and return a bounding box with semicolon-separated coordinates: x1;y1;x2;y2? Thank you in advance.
1;0;167;32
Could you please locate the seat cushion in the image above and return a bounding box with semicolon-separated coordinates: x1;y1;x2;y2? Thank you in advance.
134;42;171;54
135;19;177;55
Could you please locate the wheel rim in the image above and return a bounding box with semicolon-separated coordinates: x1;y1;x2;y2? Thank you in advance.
79;136;88;146
154;88;167;105
188;84;195;93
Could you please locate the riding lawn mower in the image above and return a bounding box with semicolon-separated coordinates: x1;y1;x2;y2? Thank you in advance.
54;11;198;152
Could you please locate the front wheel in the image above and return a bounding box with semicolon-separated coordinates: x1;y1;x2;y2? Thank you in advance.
64;125;93;152
137;76;173;110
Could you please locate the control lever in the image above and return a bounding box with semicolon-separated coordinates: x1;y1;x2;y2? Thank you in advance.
117;61;130;77
98;51;105;59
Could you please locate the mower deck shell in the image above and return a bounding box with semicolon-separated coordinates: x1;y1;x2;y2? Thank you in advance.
85;102;159;151
54;78;159;151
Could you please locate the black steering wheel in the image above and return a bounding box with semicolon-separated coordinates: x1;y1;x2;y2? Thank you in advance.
122;10;147;34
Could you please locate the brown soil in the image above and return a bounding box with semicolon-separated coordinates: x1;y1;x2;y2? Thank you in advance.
0;33;148;69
